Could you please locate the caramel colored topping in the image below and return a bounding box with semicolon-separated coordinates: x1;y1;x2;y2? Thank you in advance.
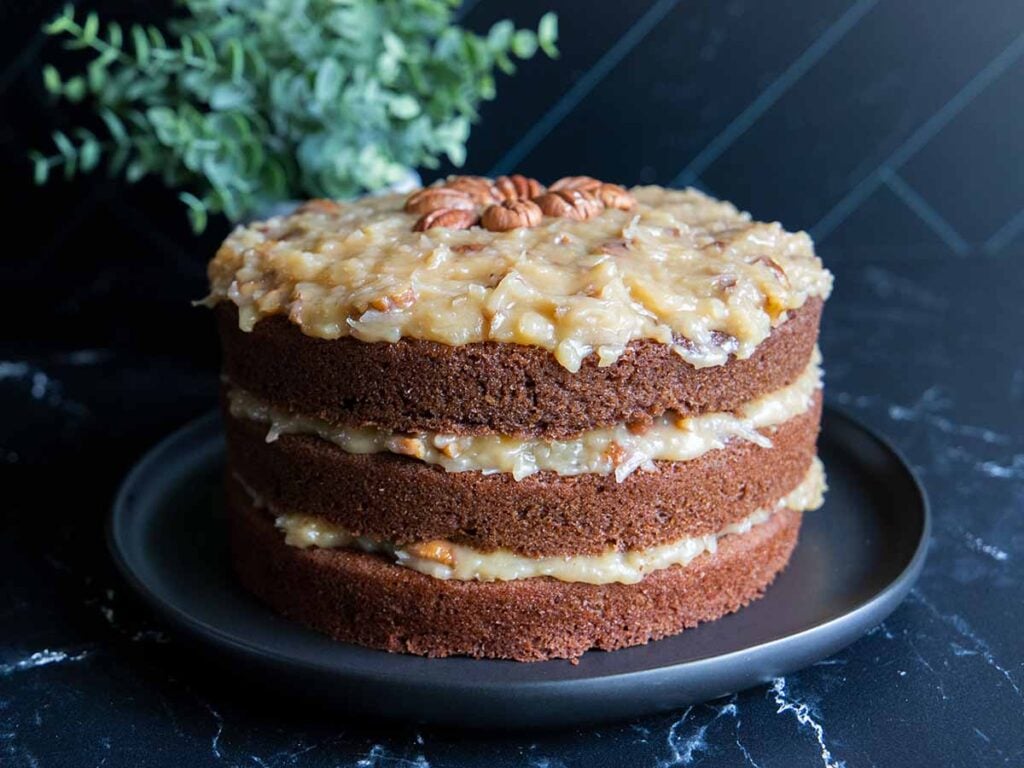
209;185;832;372
296;199;342;215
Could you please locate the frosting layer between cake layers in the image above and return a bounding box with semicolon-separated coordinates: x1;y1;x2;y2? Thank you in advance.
235;458;824;585
227;350;821;481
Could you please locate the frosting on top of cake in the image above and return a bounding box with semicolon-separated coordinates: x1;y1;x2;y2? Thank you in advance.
206;183;832;372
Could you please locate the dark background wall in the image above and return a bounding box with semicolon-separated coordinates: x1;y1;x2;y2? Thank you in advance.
1;0;1021;359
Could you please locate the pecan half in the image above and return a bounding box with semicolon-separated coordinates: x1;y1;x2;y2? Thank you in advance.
404;187;475;215
445;175;499;205
603;441;628;467
549;175;602;193
369;288;417;312
452;242;485;253
481;199;543;231
494;174;544;202
597;183;636;210
599;238;631;256
752;256;790;287
296;199;341;215
534;189;602;221
390;436;427;460
413;208;479;232
406;540;456;567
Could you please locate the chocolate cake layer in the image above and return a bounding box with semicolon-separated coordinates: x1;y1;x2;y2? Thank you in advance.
227;491;802;661
217;298;821;438
225;392;821;557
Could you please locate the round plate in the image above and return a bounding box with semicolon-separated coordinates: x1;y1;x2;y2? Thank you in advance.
109;407;928;729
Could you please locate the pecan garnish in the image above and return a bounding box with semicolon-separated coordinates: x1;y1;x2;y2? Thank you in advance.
626;419;651;435
599;238;631;256
752;256;790;287
391;436;427;460
494;174;544;202
296;199;341;215
369;288;416;312
481;199;543;231
603;441;628;467
534;189;602;221
596;183;636;210
413;208;479;232
403;174;634;231
452;242;485;253
405;187;475;215
406;540;456;567
550;175;602;193
445;175;498;205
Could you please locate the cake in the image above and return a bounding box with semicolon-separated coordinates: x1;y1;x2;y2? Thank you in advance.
205;175;833;662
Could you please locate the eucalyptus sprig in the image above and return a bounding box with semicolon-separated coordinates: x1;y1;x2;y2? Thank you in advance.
33;0;558;231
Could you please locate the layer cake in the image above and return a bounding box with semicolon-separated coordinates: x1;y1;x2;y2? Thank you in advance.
205;176;833;661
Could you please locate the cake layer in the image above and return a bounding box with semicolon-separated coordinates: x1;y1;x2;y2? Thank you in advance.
240;457;822;584
227;489;802;661
224;392;821;557
216;297;821;439
226;350;821;480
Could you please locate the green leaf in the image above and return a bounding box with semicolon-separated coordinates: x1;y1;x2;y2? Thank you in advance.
82;12;100;44
100;109;127;142
43;6;76;36
314;58;343;103
131;25;150;66
63;76;86;101
107;21;123;50
228;38;245;81
538;12;559;58
487;20;514;51
180;191;209;232
42;65;61;94
511;30;537;59
76;130;101;171
29;152;51;185
388;94;420;119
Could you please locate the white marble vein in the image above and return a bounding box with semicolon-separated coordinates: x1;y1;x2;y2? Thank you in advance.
355;744;431;767
0;359;88;416
659;698;760;767
964;532;1010;561
770;678;845;768
0;649;92;676
205;702;224;760
862;267;948;310
887;387;1011;446
975;454;1024;481
911;589;1021;699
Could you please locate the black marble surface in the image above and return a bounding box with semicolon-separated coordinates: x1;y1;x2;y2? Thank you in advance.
3;249;1022;767
3;0;1023;765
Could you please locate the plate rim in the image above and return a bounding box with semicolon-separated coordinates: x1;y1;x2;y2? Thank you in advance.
108;406;930;710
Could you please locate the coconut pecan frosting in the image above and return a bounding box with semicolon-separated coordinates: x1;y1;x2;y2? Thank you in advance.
405;174;636;232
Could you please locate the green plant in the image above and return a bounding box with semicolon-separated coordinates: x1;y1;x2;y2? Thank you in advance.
32;0;558;231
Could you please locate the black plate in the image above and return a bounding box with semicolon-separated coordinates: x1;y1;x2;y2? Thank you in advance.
109;407;928;729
